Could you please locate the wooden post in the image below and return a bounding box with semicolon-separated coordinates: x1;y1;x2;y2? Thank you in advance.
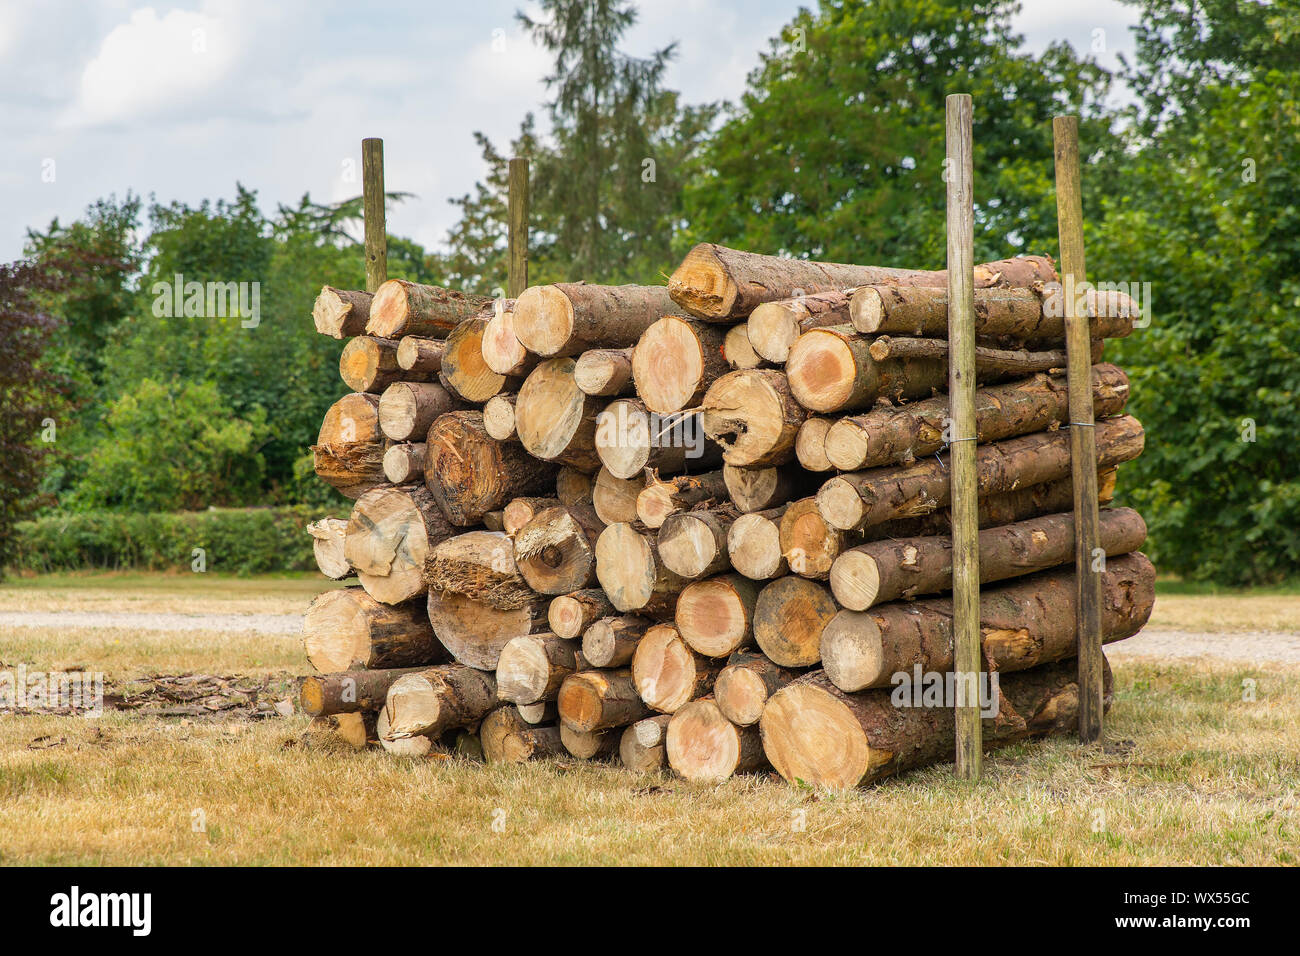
946;93;981;780
508;157;529;297
362;138;387;293
1053;115;1104;744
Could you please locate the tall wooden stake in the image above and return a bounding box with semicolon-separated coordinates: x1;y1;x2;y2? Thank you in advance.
362;138;387;293
946;93;981;780
508;157;530;297
1053;115;1104;743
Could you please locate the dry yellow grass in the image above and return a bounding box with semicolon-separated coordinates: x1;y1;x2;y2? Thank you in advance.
0;571;338;616
1148;594;1300;633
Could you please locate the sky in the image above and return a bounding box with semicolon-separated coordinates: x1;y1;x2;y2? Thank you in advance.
0;0;1142;262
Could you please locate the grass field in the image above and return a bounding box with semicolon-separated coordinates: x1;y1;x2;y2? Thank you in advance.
1;571;1297;865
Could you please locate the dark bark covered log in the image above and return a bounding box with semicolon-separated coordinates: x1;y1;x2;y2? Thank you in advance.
516;357;604;471
548;589;616;639
714;650;801;727
383;664;498;738
442;316;518;402
675;573;760;658
866;335;1102;377
396;335;448;374
345;485;457;604
581;614;653;668
341;336;428;393
312;393;385;498
635;469;729;529
592;466;644;524
367;279;493;338
514;283;677;357
631;624;723;714
495;633;582;705
378;380;460;442
300;667;426;716
785;324;947;414
701;370;807;467
513;503;604;595
632;316;730;414
747;290;853;363
382;443;426;484
307;517;352;580
595;523;688;615
726;505;788;580
658;506;738;579
559;669;649;732
302;587;445;673
620;715;672;772
574;348;635;396
819;552;1154;693
425;410;557;525
313;286;371;338
753;576;838;667
666;697;767;782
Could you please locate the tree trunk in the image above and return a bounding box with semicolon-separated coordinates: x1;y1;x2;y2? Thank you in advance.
666;697;767;782
595;523;689;615
495;633;582;705
620;715;672;772
499;724;566;763
714;650;801;727
667;243;1057;321
514;283;677;357
482;393;518;442
313;286;372;338
830;506;1147;611
675;573;761;658
560;722;620;759
723;323;768;370
795;417;835;472
779;496;852;580
559;669;649;732
515;357;604;471
367;279;493;338
631;624;723;714
396;335;448;374
658;506;738;579
722;463;814;513
423;529;536;610
548;588;616;639
424;410;557;525
632;316;730;414
502;496;562;536
816;414;1145;532
726;505;789;580
382;443;426;484
701;370;807;467
867;335;1103;376
378;381;460;442
595;399;722;480
786;325;948;414
302;587;444;673
753;576;838;667
344;485;457;604
581;614;653;668
760;656;1111;789
513;503;605;595
635;469;729;529
516;700;558;724
312;393;385;498
300;667;426;716
382;664;498;738
574;348;635;396
307;517;352;580
481;303;532;376
341;336;427;393
374;707;437;756
747;290;854;363
819;552;1154;693
556;466;594;506
426;573;549;671
824;364;1130;471
442;316;519;402
592;466;644;524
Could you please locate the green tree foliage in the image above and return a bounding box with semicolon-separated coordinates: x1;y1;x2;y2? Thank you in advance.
680;0;1111;266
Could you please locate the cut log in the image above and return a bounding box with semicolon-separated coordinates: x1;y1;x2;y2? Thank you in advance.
378;381;460;442
574;348;635;396
830;506;1148;611
760;656;1112;789
383;664;497;738
666;697;766;782
424;410;557;525
375;709;434;755
723;323;768;370
556;466;594;506
752;576;838;667
823;364;1131;471
558;669;649;732
816;414;1145;532
313;286;372;339
632;316;730;414
549;589;616;639
581;615;653;668
635;469;729;529
302;587;444;673
483;510;506;532
701;370;807;467
795;417;835;472
517;700;558;724
722;463;813;513
595;399;722;480
482;393;519;442
396;335;448;374
495;633;582;705
726;505;789;580
513;503;604;595
500;724;566;763
300;667;426;716
442;316;516;402
423;529;536;610
592;466;644;524
515;357;603;471
312;392;385;498
481;303;531;376
345;485;456;604
513;283;677;357
785;325;947;414
746;290;853;363
779;497;850;580
667;243;1057;321
820;552;1154;693
479;705;529;764
867;335;1102;377
714;650;801;727
595;523;689;615
502;496;562;536
620;715;672;772
367;279;493;338
341;336;422;394
658;506;738;579
675;573;761;658
306;517;352;580
560;722;620;759
382;443;426;484
631;624;723;714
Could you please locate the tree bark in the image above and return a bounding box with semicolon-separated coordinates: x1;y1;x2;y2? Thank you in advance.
816;414;1145;532
424;410;557;525
307;517;352;580
702;370;807;467
631;624;723;714
514;283;677;357
595;522;689;615
726;504;789;580
300;667;426;716
341;336;428;393
513;502;605;595
667;697;767;782
581;615;653;668
592;466;644;524
595;399;722;480
632;316;731;414
383;664;498;738
574;348;635;396
675;573;761;658
715;649;801;727
559;669;649;732
345;485;457;604
635;469;729;529
516;357;604;471
302;587;445;673
382;443;426;484
779;496;853;580
495;633;582;705
548;588;616;639
313;286;371;338
442;316;518;402
620;715;672;772
867;335;1103;376
367;279;493;338
658;506;739;579
378;381;460;442
747;290;854;363
786;324;948;414
753;576;838;667
396;335;448;374
312;393;385;498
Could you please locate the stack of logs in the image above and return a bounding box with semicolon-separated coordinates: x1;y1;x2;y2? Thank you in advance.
299;242;1155;789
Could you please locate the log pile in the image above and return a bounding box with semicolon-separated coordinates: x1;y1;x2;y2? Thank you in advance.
298;244;1153;788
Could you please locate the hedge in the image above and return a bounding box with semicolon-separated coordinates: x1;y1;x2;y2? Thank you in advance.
7;506;337;575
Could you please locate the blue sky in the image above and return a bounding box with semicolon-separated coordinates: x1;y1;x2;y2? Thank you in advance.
1;0;1141;261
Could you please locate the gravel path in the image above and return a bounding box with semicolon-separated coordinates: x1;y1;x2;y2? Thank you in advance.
0;610;303;635
1106;627;1300;664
